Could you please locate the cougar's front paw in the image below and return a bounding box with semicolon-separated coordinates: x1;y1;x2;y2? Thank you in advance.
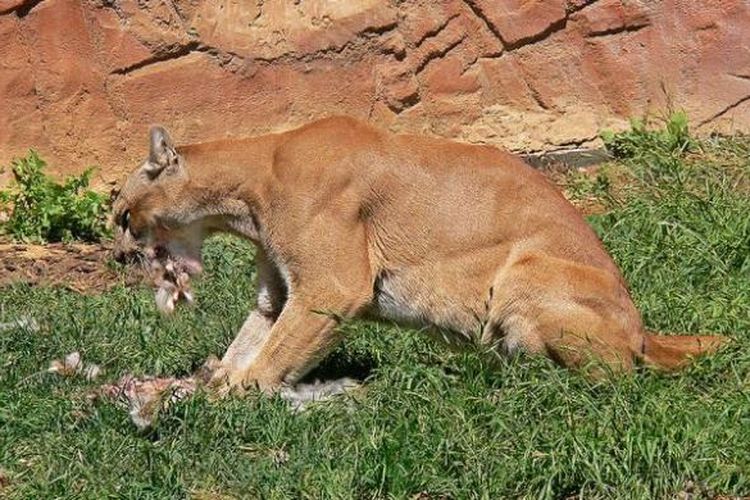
197;356;234;399
198;356;282;398
196;354;221;383
203;365;260;398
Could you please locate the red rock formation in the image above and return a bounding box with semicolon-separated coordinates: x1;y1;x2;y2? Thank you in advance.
0;0;748;184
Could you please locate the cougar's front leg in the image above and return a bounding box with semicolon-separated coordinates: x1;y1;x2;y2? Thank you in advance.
212;215;374;394
218;269;372;393
229;292;357;392
209;248;287;385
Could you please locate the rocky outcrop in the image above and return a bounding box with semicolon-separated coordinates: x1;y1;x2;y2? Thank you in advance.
0;0;748;184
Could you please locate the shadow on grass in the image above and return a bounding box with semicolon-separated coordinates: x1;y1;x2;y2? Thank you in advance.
302;348;378;383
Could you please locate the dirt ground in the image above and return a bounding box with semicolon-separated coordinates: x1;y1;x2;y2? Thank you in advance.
0;240;146;293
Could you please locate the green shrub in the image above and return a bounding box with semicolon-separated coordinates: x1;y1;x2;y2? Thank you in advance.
565;115;750;243
601;111;695;160
0;150;111;243
600;111;702;188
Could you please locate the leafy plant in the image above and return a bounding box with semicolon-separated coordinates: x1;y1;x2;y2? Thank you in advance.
566;114;750;220
600;111;702;189
0;150;111;243
601;111;695;160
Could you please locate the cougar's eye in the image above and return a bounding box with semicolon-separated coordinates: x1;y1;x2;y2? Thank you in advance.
120;209;131;231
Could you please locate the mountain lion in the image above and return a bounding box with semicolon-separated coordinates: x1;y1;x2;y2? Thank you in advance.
112;116;727;394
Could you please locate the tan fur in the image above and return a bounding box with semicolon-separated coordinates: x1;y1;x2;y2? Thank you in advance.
112;117;728;392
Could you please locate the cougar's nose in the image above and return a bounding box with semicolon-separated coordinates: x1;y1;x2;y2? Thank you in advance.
112;246;132;264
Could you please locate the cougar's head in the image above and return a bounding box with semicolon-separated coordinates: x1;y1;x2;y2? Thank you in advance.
112;126;204;315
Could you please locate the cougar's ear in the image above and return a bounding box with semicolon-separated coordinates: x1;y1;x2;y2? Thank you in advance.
145;125;179;178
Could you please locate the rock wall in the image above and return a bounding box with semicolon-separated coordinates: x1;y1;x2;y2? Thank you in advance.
1;0;748;185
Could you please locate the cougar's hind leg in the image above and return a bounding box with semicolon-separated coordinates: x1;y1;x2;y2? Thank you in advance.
487;251;644;376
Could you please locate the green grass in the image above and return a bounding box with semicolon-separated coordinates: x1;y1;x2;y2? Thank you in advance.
1;130;749;498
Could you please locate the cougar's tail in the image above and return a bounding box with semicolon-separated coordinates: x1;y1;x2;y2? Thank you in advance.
640;333;730;371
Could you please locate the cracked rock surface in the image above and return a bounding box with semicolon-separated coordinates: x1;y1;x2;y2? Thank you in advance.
0;0;748;184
